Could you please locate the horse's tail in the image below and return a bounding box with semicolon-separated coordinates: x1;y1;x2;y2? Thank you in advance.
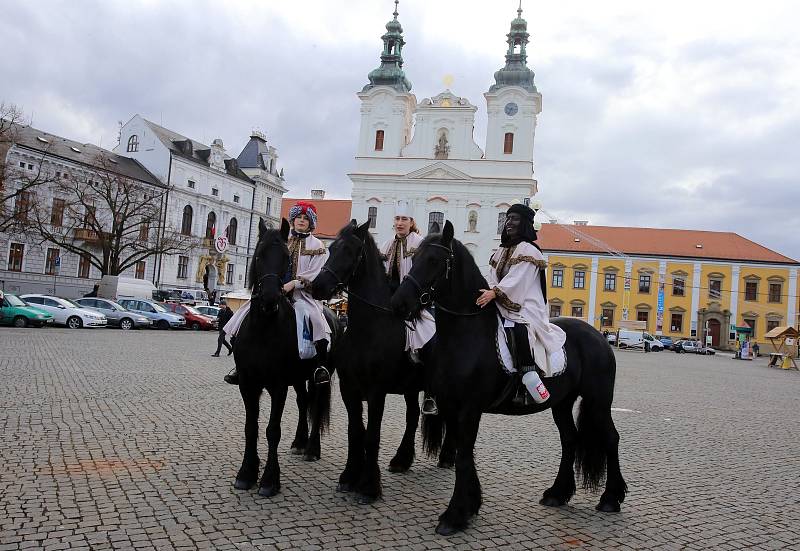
309;378;331;436
574;397;608;492
421;411;445;458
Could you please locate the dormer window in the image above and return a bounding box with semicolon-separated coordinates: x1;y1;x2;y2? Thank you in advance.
374;130;384;151
187;179;195;189
233;195;240;204
127;135;139;152
211;188;219;197
503;132;514;154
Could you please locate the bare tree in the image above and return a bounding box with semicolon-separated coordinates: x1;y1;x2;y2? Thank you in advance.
0;102;57;233
28;154;197;276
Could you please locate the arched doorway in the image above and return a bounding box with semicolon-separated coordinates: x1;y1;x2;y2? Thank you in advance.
708;319;721;347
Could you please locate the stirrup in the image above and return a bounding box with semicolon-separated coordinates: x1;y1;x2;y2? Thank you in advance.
313;366;330;385
223;368;239;385
421;397;439;416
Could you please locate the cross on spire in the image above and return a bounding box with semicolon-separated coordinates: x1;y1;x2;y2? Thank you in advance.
518;0;523;18
393;0;399;20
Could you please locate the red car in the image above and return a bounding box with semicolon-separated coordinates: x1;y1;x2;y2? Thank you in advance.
160;302;217;331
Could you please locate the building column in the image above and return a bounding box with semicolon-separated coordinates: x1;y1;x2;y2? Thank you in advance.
657;260;667;333
690;262;702;337
729;265;741;335
788;268;798;327
588;256;599;325
623;258;633;321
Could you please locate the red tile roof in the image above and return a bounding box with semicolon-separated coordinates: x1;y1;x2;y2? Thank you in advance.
280;198;352;239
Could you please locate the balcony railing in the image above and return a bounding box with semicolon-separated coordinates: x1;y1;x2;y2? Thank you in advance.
73;228;100;241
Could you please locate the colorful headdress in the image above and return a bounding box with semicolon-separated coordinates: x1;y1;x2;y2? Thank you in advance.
288;200;318;231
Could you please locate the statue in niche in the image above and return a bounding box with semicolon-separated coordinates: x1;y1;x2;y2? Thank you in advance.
467;210;478;232
434;131;450;159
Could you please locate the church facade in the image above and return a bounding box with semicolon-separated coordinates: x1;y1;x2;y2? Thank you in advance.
349;5;541;270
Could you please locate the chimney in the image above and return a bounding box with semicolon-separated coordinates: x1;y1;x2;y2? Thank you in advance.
549;219;558;224
574;220;588;226
310;189;325;200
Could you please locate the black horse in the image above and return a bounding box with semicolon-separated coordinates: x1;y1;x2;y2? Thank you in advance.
232;219;340;497
311;220;453;503
391;220;627;536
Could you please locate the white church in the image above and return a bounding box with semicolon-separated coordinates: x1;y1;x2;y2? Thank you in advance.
349;3;542;270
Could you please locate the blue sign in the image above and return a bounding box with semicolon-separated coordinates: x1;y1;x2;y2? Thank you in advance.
54;256;61;267
657;285;664;310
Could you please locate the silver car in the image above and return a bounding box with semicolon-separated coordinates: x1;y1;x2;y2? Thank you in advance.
117;298;186;330
74;298;151;330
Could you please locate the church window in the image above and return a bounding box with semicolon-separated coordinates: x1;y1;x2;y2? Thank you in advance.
503;133;514;154
368;206;377;229
127;135;139;152
374;130;384;151
266;197;272;215
497;212;506;234
227;218;238;245
428;212;444;234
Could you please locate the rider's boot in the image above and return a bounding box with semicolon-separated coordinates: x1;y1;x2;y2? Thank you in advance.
224;367;240;385
313;339;331;385
509;324;550;406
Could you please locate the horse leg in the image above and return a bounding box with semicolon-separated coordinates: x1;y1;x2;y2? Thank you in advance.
438;421;456;469
388;391;419;473
356;393;386;504
596;413;628;512
337;381;365;493
541;397;578;506
233;384;262;490
290;382;309;455
436;409;482;536
257;385;288;497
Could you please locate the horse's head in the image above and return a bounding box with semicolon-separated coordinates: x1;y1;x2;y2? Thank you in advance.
391;220;455;320
312;219;370;300
248;218;291;313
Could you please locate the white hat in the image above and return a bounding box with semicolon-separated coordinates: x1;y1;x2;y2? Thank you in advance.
395;200;414;218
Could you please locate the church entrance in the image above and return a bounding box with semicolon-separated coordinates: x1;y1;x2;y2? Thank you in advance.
708;319;721;348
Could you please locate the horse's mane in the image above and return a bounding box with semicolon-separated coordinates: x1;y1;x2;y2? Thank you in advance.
247;228;286;291
418;234;490;298
338;222;384;276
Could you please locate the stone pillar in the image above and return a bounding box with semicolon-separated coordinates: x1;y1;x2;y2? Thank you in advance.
588;256;599;326
690;262;702;337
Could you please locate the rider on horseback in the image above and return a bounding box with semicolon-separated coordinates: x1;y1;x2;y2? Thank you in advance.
476;203;567;405
380;201;438;415
223;201;332;386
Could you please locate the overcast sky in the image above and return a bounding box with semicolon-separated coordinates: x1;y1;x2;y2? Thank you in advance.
3;0;799;259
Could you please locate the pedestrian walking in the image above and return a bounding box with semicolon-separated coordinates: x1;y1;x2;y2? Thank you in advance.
212;302;234;357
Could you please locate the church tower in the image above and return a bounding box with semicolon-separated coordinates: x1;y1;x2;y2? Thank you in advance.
484;4;542;162
355;1;417;159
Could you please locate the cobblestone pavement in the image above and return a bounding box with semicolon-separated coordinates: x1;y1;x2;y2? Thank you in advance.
1;327;799;550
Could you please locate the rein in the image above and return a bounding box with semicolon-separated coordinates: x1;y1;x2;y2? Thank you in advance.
323;236;394;314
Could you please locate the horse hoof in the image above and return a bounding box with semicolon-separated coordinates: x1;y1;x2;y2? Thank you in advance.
257;485;280;497
435;520;461;537
539;496;566;507
290;447;305;455
233;479;255;490
388;462;410;473
437;460;454;469
596;500;621;513
336;482;353;493
356;494;378;505
303;454;320;462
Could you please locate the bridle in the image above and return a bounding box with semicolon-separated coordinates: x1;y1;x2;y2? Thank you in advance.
321;235;394;314
250;272;284;314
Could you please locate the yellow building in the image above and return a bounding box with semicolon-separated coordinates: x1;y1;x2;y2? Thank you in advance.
538;224;799;351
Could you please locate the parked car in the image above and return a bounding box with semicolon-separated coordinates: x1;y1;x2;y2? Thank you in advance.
161;288;210;306
674;340;715;355
657;336;674;350
616;329;664;351
74;298;151;330
0;293;54;327
160;302;217;330
194;305;221;318
117;298;185;330
20;294;107;328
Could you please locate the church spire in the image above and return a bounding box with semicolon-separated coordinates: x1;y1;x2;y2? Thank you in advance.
363;0;412;92
490;2;537;92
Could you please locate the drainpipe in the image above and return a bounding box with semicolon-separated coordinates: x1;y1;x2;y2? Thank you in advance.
244;178;257;289
155;155;173;287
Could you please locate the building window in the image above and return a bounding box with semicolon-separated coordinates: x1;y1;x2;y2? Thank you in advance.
27;163;33;170
744;281;758;301
181;205;193;235
368;206;377;229
83;205;96;228
670;313;683;333
78;254;91;279
709;279;722;299
188;179;195;189
19;161;25;168
743;318;756;338
549;304;561;318
604;273;616;291
226;263;235;285
139;222;149;242
266;197;272;215
601;308;614;327
127;135;139;152
227;218;238;245
503;132;514;154
571;305;583;318
51;198;65;227
233;194;240;204
497;212;506;234
177;256;189;279
135;261;146;280
8;243;24;272
211;188;219;197
551;269;563;288
637;310;649;329
766;319;780;333
14;191;32;221
673;277;685;296
45;248;60;275
428;211;444;234
206;212;216;239
768;283;782;303
374;130;385;151
573;270;585;289
639;274;651;293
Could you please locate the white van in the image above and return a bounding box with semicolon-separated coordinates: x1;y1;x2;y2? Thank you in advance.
98;275;157;301
162;288;209;306
617;329;664;351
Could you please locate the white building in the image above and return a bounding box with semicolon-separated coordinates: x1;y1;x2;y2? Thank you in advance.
116;116;287;291
350;5;541;270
